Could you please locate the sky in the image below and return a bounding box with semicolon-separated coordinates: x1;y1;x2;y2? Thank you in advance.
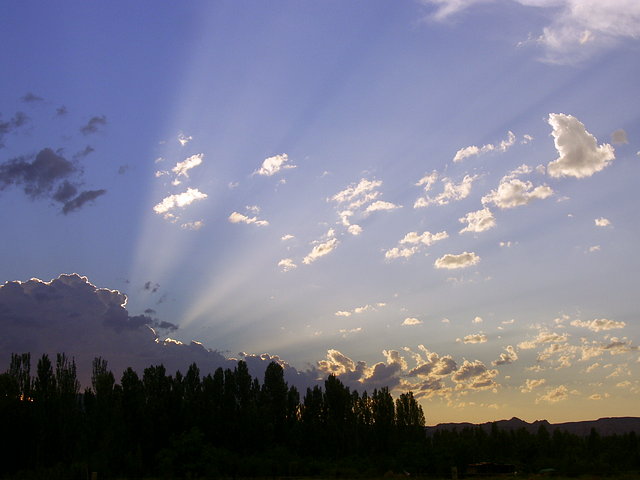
1;0;639;425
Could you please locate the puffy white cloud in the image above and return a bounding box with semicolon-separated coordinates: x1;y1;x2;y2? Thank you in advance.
277;258;297;272
536;385;569;404
365;200;401;213
402;317;423;326
588;245;601;253
335;311;352;317
458;333;488;344
493;345;519;365
180;220;204;230
303;237;338;264
331;178;382;208
595;217;611;227
348;224;363;235
520;378;546;393
459;207;496;233
547;113;615;178
415;174;477;208
570;318;626;332
228;211;269;226
281;234;295;241
153;188;208;215
451;360;498;390
434;251;480;269
453;131;516;162
385;246;419;260
254;153;296;176
336;303;387;317
171;153;204;184
482;177;553;209
473;316;483;324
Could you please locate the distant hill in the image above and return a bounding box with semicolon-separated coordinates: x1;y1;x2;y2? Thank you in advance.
427;417;640;436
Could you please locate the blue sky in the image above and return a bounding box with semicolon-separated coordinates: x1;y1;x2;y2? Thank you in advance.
1;0;639;424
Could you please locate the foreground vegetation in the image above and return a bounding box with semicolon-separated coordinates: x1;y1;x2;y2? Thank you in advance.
1;353;639;479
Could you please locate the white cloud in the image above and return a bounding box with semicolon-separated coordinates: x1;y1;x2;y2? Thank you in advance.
228;211;269;226
434;251;480;269
416;171;439;191
453;131;516;162
303;238;338;264
153;188;208;215
459;207;496;233
415;174;477;208
254;153;296;176
278;258;297;272
402;317;423;326
473;316;483;324
281;234;295;241
493;345;518;365
331;178;382;207
178;132;192;146
348;224;363;236
518;330;569;349
482;177;553;209
335;311;352;317
458;333;488;344
547;113;615;178
386;230;448;260
385;246;419;260
595;217;611;227
451;360;498;390
180;220;204;230
536;385;569;404
365;200;402;213
570;318;626;332
588;245;601;253
172;153;204;179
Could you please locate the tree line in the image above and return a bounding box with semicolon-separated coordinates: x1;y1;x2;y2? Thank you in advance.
1;352;639;479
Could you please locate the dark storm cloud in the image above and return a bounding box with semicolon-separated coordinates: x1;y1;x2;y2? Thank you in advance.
61;189;106;214
80;115;107;135
0;274;320;390
0;147;106;213
0;112;30;148
21;92;44;103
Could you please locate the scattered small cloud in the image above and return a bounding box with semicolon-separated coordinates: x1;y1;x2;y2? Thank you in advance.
153;188;208;217
415;174;477;208
570;318;626;332
536;385;569;404
452;130;516;162
457;333;487;344
278;258;297;272
473;316;483;324
493;345;518;366
303;237;338;264
172;153;203;181
21;92;44;103
254;153;296;176
281;234;295;241
595;217;611;227
402;317;423;326
228;211;269;227
181;220;204;230
520;378;546;393
434;252;480;269
385;230;448;260
80;115;107;135
459;207;496;233
178;132;193;146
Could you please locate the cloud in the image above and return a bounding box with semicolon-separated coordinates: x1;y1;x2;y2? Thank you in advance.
365;200;402;213
459;207;496;233
570;318;626;332
180;220;204;230
595;217;611;227
402;317;423;326
303;238;338;264
451;360;498;390
153;188;208;216
453;131;516;162
62;189;107;214
335;303;386;317
518;330;569;349
416;171;438;191
493;345;518;365
520;378;546;393
1;112;30;148
278;258;297;272
458;333;488;344
348;224;363;235
254;153;296;176
73;145;95;160
21;92;44;103
56;106;68;116
385;230;448;260
482;173;553;209
434;251;480;269
536;385;569;404
0;274;318;391
172;153;203;180
473;316;483;324
178;133;193;146
547;113;615;178
331;178;382;209
0;147;106;213
415;174;477;208
80;115;107;135
228;211;269;227
422;1;640;63
281;234;295;241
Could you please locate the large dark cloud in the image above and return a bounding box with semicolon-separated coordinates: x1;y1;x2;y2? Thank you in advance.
0;147;106;213
0;274;319;390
